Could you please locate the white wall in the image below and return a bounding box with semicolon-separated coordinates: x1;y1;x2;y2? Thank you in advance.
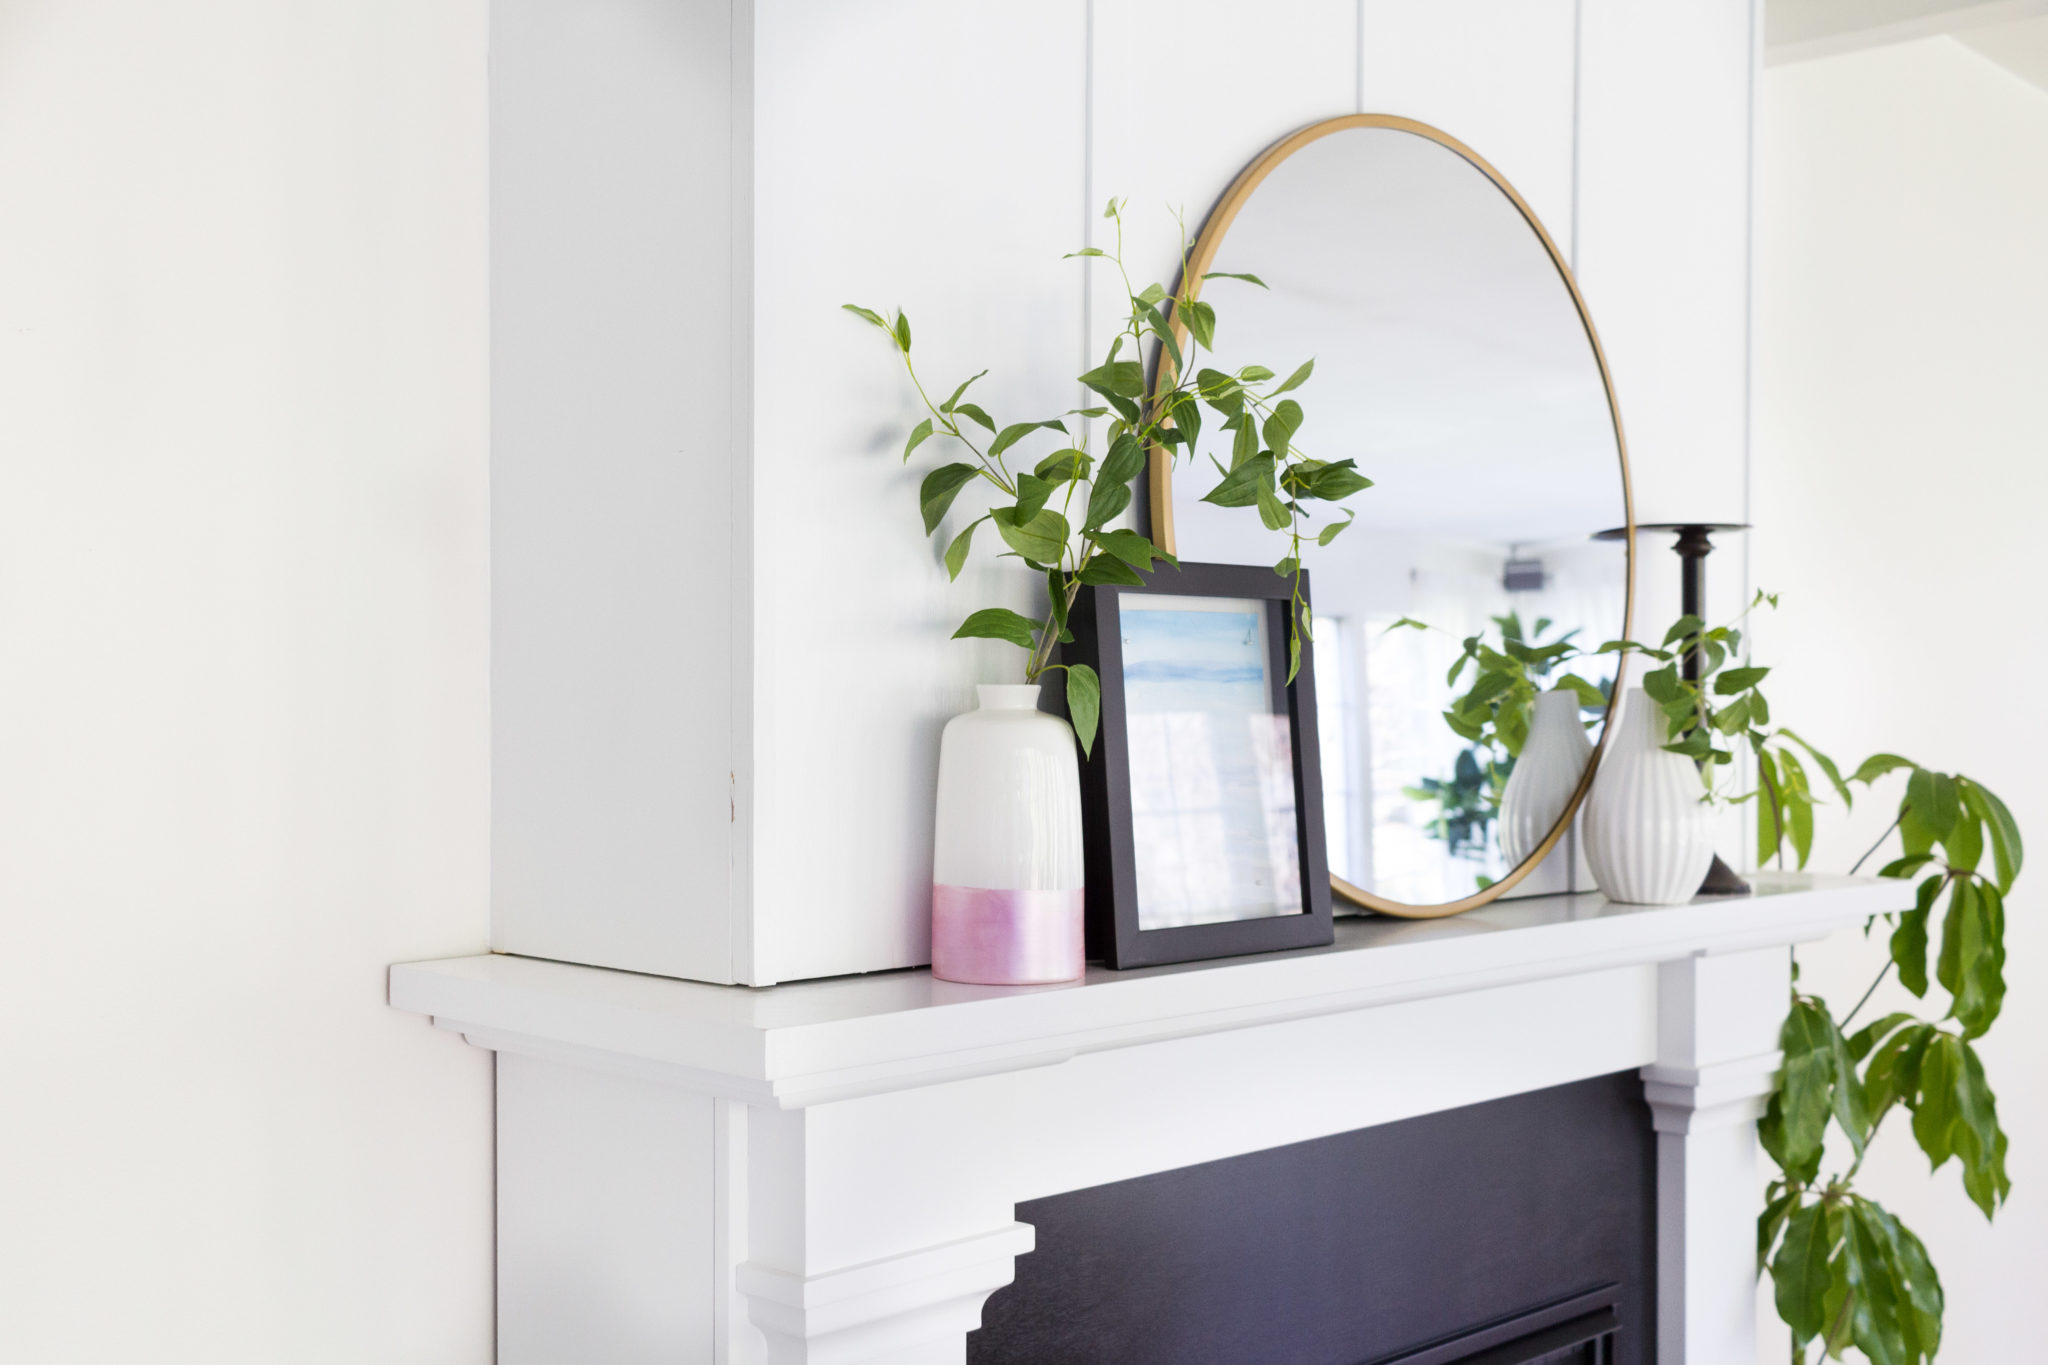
0;4;494;1362
1754;35;2048;1359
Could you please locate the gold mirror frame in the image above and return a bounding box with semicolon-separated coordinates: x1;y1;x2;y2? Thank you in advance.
1146;114;1636;920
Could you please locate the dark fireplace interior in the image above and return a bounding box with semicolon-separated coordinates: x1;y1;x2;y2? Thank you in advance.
969;1071;1655;1364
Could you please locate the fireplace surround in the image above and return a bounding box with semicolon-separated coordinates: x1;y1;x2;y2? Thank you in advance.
388;872;1898;1363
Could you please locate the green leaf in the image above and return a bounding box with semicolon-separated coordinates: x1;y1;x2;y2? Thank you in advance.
918;463;981;535
939;369;989;412
1844;1201;1910;1365
1962;779;2023;892
951;608;1038;649
841;303;889;330
1201;270;1267;287
1641;664;1682;705
893;311;911;352
1877;852;1938;880
1135;282;1167;308
1662;614;1703;647
1097;433;1145;489
1083;478;1131;532
1273;357;1315;395
1760;1187;1799;1272
1772;1201;1835;1343
1202;454;1276;509
1062;246;1107;259
1230;411;1260;468
1765;999;1838;1183
1862;1199;1944;1359
1086;528;1175;574
903;416;934;462
1854;752;1919;785
1261;399;1304;458
1756;748;1783;865
1078;554;1143;586
1907;768;1959;840
1892;876;1941;997
1317;511;1355;546
1253;474;1291;531
1273;556;1300;579
1867;1021;1933;1117
1955;1040;2011;1216
1306;459;1373;501
1078;360;1145;400
952;401;996;433
989;506;1069;565
1849;1012;1919;1064
1065;663;1100;758
989;420;1065;460
1034;448;1093;484
1009;472;1055;523
1948;880;2006;1039
1181;298;1216;350
1716;665;1770;693
1912;1033;1963;1171
942;517;983;581
1942;805;1983;874
1235;364;1274;383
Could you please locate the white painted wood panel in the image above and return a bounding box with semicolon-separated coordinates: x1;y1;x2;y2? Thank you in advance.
490;0;737;981
747;0;1088;984
1576;0;1756;525
498;1053;716;1364
1359;0;1580;248
1086;0;1360;364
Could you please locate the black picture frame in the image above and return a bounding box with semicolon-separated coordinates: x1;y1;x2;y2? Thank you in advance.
1065;561;1334;969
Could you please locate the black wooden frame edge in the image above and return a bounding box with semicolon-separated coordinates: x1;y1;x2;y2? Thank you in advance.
1068;561;1334;970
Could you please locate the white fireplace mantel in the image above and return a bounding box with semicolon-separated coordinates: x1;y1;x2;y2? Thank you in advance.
390;872;1901;1364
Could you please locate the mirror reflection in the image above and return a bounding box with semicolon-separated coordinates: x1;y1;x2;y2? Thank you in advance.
1165;121;1631;911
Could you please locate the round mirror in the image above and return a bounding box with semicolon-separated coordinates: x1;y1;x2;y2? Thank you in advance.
1151;116;1635;918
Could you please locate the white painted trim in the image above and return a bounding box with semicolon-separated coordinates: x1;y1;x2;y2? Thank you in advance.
392;874;1899;1108
1765;0;2048;66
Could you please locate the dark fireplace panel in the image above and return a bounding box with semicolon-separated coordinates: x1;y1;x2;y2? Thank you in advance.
969;1071;1654;1365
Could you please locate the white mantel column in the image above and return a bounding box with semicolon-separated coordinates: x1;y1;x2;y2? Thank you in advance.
731;1102;1035;1365
1640;946;1790;1364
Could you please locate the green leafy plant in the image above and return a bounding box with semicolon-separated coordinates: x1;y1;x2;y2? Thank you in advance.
1758;761;2018;1365
1401;746;1500;860
1410;611;1610;761
1410;593;2020;1360
846;200;1373;754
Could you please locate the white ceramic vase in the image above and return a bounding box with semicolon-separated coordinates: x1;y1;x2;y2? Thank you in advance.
1498;689;1595;869
930;684;1086;984
1581;687;1716;905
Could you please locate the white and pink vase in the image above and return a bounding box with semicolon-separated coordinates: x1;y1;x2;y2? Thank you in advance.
1581;687;1717;905
930;684;1086;984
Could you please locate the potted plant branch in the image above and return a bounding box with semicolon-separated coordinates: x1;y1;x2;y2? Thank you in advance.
846;199;1372;985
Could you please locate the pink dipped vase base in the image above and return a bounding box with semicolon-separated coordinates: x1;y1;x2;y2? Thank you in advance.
930;885;1085;986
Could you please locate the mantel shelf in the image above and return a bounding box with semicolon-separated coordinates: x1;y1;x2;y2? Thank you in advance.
390;872;1901;1108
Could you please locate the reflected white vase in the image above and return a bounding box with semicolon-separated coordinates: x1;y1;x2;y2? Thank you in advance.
1498;690;1595;869
1582;688;1716;905
930;684;1086;985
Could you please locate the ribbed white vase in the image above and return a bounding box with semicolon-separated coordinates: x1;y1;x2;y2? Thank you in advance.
1582;687;1716;905
1499;689;1595;869
930;684;1085;984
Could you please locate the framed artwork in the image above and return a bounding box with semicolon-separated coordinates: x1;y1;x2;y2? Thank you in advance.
1066;561;1334;969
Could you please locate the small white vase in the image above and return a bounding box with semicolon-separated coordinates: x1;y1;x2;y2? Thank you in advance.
930;684;1085;984
1499;689;1595;869
1582;687;1716;905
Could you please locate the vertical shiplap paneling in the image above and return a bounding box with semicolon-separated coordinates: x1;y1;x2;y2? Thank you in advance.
1358;0;1579;251
749;0;1088;983
490;0;736;981
1576;0;1754;527
1086;0;1359;368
